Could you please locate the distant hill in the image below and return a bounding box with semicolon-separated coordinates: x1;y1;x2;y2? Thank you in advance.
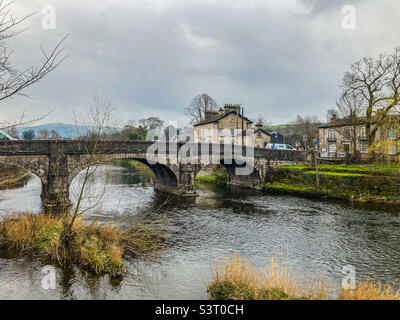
17;123;92;139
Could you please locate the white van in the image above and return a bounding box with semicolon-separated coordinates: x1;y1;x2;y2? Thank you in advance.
266;143;295;150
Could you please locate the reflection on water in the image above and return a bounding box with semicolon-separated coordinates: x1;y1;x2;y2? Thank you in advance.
0;163;400;299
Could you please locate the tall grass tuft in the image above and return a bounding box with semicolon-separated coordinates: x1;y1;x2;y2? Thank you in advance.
338;279;400;300
208;254;331;300
0;213;166;277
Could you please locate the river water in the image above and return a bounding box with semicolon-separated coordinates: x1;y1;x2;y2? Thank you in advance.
0;163;400;300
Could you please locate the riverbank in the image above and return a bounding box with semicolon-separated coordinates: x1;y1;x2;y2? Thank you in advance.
265;163;400;204
208;254;400;300
0;167;30;190
0;213;166;277
195;165;228;185
114;159;154;184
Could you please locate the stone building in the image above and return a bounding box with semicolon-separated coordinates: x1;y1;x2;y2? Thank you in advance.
193;104;254;145
254;123;272;148
318;116;399;158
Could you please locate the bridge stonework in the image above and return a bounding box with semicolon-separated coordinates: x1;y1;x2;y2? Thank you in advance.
0;141;305;214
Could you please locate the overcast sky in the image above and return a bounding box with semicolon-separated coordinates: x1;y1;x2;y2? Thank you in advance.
2;0;400;127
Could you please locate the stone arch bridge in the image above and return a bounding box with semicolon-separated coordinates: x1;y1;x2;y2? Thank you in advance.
0;140;305;214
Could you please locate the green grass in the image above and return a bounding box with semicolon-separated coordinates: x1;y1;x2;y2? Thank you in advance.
304;171;367;177
195;166;228;185
279;163;400;176
264;182;400;203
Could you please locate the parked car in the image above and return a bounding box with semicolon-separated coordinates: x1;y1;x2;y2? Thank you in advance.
266;143;296;150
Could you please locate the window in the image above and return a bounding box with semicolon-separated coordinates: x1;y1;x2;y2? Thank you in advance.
231;129;235;136
388;127;397;140
343;128;351;141
388;144;397;155
218;128;224;136
360;126;366;139
328;129;336;140
360;141;368;153
258;131;262;138
328;142;336;156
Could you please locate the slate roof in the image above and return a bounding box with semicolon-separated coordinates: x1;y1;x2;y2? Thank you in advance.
193;111;253;127
255;127;272;136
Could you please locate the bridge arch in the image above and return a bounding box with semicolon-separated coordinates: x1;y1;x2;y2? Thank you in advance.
0;155;48;185
66;153;180;197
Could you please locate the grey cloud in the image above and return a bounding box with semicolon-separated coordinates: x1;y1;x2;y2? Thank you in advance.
2;0;400;126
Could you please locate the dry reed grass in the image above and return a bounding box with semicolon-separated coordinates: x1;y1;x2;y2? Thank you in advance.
338;278;400;300
209;254;400;300
209;253;331;300
0;212;166;276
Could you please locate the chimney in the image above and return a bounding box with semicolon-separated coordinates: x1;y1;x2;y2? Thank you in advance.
255;123;263;130
224;104;241;114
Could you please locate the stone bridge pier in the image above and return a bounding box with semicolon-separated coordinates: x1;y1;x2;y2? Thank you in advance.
0;140;305;214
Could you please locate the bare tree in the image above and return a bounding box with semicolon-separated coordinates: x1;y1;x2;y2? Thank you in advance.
294;115;321;187
254;114;269;126
4;125;17;138
325;109;338;123
139;117;164;131
0;1;68;130
49;129;61;140
341;47;400;151
64;96;119;240
38;129;49;140
185;93;219;124
335;92;365;159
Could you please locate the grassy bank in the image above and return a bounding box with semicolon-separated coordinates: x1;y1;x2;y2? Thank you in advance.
0;167;30;190
208;254;400;300
195;165;228;185
0;213;166;277
264;163;400;203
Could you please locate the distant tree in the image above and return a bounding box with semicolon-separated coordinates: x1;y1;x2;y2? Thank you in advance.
126;119;137;128
293;115;321;150
335;92;365;159
293;114;322;188
49;129;61;140
185;93;219;124
139;117;164;131
128;126;147;141
38;129;50;140
22;130;35;140
325;109;338;123
254;115;265;126
341;47;400;150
